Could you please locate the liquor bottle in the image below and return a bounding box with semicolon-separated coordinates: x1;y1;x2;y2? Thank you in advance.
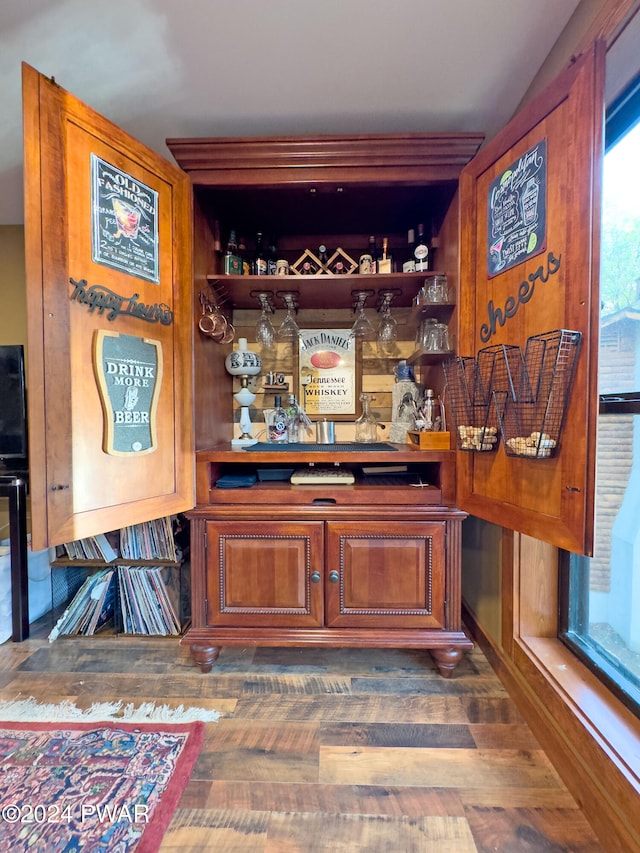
238;236;250;275
267;237;278;275
368;235;378;273
268;396;288;443
377;236;392;273
330;256;348;275
318;245;329;268
359;236;375;274
286;394;300;442
403;228;416;273
224;229;242;275
254;232;268;276
414;224;429;271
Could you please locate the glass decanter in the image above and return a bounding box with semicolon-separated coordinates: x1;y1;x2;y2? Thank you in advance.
354;393;379;443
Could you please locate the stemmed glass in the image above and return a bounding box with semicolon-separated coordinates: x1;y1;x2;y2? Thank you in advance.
276;292;301;340
349;291;376;340
253;292;276;349
377;290;398;354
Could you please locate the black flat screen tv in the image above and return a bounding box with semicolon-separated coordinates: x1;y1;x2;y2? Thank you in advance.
0;344;28;475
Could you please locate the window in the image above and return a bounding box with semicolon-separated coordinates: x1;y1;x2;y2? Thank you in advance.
560;72;640;716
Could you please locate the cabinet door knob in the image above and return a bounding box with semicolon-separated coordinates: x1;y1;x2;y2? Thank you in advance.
310;571;321;584
328;570;340;583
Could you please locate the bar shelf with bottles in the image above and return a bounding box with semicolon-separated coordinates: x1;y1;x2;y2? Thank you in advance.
206;227;444;311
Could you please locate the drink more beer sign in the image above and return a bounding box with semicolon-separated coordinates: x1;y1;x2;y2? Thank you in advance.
94;330;163;455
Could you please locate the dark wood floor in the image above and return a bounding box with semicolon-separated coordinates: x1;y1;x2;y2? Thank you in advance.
0;623;605;852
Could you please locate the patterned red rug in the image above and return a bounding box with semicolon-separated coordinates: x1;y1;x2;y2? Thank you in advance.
0;718;204;852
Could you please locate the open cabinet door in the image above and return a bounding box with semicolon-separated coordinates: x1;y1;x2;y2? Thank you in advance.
22;63;194;550
457;42;605;555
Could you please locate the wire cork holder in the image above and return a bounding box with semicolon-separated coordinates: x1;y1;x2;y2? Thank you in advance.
494;329;582;459
443;346;515;452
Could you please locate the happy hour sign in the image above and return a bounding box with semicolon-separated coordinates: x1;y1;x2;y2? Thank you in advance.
487;140;547;278
91;155;160;283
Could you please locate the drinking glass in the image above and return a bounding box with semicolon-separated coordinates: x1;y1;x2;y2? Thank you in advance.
255;308;276;349
377;307;398;353
350;291;376;340
276;306;300;340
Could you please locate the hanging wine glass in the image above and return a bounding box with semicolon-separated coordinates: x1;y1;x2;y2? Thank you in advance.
376;290;398;354
349;291;376;340
276;292;301;340
253;292;276;349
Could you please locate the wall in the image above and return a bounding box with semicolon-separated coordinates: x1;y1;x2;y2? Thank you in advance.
0;226;26;348
0;226;27;538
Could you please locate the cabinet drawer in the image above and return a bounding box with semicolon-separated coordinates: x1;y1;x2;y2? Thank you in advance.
325;521;446;629
205;521;324;628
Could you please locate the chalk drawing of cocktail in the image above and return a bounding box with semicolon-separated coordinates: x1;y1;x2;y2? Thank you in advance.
521;179;539;226
112;197;141;239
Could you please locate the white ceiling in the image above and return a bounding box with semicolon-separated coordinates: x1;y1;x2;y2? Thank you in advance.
0;0;583;225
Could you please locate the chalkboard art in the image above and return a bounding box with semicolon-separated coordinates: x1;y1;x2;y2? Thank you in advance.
487;140;546;278
91;155;160;283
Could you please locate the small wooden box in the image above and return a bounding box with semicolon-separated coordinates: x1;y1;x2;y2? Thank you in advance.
407;430;451;450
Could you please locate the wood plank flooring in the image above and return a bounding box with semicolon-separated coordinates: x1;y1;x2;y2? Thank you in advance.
0;624;605;852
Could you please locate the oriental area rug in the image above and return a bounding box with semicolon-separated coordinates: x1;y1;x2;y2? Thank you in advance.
0;698;220;853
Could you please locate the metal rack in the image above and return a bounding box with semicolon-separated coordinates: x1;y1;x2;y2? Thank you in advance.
443;330;581;459
494;329;582;458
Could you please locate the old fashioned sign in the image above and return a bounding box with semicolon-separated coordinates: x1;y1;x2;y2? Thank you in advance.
91;155;160;283
487;140;547;278
94;330;163;456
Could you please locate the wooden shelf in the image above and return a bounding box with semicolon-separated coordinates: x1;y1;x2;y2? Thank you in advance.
205;271;444;310
407;347;455;366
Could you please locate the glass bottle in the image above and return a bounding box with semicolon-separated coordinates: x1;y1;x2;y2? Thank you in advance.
267;237;278;275
238;235;250;275
224;229;241;275
378;236;392;273
422;388;443;431
403;228;416;273
368;236;377;273
268;395;288;443
355;393;379;443
286;394;300;443
414;223;429;272
254;232;267;276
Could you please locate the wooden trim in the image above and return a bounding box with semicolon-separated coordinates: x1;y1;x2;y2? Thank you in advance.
166;133;485;188
574;0;640;57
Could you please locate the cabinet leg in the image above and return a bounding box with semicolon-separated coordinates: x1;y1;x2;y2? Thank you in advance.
190;644;221;673
430;646;463;678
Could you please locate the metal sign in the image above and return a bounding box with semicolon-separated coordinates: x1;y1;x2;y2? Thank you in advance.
94;330;163;456
91;155;160;283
